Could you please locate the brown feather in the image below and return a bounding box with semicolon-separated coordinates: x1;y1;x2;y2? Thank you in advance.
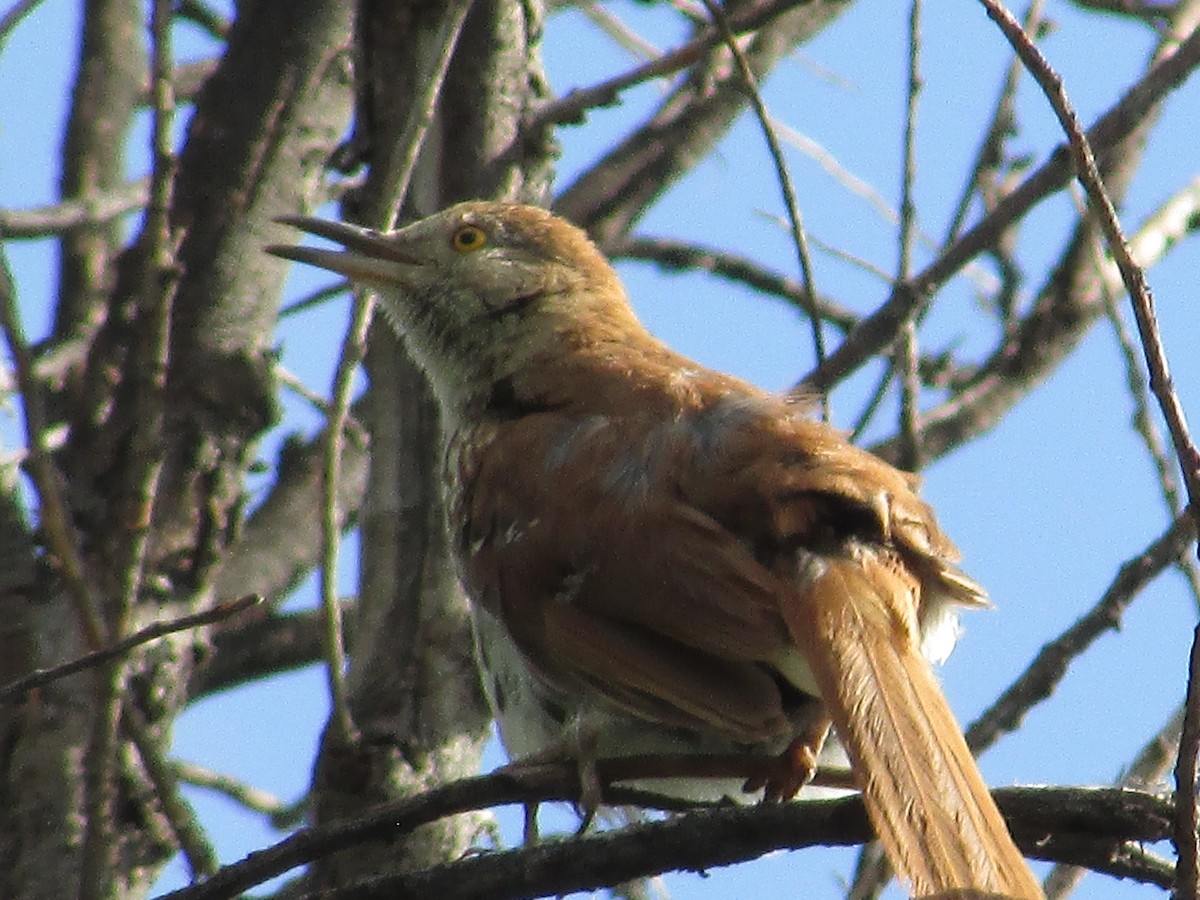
783;552;1040;897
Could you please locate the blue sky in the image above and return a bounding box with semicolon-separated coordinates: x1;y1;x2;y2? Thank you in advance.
2;1;1198;896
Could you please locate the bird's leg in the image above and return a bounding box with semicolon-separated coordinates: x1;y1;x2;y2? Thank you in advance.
496;711;606;831
742;715;833;802
521;803;539;844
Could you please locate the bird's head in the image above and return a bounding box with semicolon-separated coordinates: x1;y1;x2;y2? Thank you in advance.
267;202;647;412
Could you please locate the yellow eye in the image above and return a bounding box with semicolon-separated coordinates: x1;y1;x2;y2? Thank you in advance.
451;224;487;253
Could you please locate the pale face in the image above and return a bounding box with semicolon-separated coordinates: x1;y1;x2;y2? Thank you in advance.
267;202;642;413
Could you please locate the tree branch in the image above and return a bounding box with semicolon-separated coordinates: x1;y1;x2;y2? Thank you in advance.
802;20;1200;395
978;0;1200;554
966;511;1197;754
157;774;1172;900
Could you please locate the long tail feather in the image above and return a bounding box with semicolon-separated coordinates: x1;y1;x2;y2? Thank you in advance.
785;555;1042;899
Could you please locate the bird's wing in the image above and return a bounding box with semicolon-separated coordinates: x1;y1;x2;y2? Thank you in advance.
453;411;805;743
681;401;1041;898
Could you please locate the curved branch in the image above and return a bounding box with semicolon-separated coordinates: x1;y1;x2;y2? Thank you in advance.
980;0;1200;548
610;236;858;331
802;21;1200;396
965;510;1197;755
157;773;1172;900
188;602;356;701
0;179;150;239
553;0;848;245
869;168;1200;467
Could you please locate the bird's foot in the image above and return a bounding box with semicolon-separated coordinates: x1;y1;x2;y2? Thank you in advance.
496;715;605;833
742;718;832;802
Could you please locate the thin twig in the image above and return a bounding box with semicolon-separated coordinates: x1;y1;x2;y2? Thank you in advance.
124;702;219;879
966;510;1197;754
770;119;902;227
138;58;216;106
1176;625;1200;899
611;236;857;331
846;11;925;893
869;167;1200;466
529;0;803;131
317;0;475;747
0;178;150;237
0;0;43;44
1069;0;1177;24
0;595;261;704
174;0;228;40
277;367;368;443
320;286;372;747
0;248;106;648
944;0;1045;245
700;0;826;418
768;118;1004;300
1079;181;1200;611
895;0;923;472
977;0;1200;553
802;21;1200;395
578;2;662;64
278;278;348;319
848;370;896;446
172;759;296;822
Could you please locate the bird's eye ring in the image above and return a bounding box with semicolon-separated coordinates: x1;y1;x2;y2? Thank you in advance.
451;224;487;253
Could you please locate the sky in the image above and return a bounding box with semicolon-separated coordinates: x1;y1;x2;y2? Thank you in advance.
2;0;1199;897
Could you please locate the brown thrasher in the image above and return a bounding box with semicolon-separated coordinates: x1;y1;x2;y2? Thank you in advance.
268;202;1042;899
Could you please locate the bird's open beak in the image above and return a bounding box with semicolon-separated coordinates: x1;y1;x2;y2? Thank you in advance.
265;215;424;283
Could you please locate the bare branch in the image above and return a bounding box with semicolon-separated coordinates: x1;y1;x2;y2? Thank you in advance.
139;59;218;105
944;0;1045;245
172;759;296;822
123;702;218;879
1069;0;1177;23
978;0;1200;552
529;0;807;131
175;0;228;40
966;511;1197;754
0;595;260;704
279;279;350;320
189;602;356;700
80;7;182;887
611;236;857;330
1177;626;1200;898
0;248;106;649
803;20;1200;395
322;280;374;744
700;0;826;416
0;179;150;238
1046;705;1183;896
311;832;1174;900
